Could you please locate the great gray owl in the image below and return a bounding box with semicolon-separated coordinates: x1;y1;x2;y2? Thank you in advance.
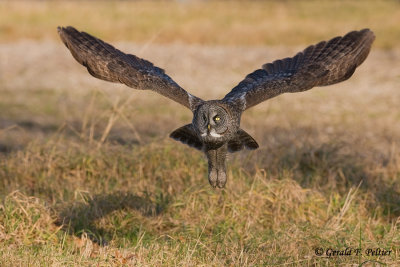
58;26;375;188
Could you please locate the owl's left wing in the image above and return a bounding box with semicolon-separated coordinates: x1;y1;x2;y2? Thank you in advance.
223;29;375;111
58;26;202;112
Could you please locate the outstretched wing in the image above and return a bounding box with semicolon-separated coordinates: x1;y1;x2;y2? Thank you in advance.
58;26;202;111
223;29;375;111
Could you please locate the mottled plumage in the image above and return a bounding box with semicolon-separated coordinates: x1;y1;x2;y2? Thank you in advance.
58;26;375;188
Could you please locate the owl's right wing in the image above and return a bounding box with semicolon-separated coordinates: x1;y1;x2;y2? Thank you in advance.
58;26;203;112
223;29;375;111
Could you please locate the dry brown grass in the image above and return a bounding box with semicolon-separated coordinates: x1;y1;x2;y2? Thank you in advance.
1;0;400;266
0;0;400;48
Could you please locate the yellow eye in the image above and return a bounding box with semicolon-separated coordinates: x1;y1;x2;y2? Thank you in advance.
214;116;220;122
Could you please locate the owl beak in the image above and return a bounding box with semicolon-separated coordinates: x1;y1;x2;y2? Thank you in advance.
207;124;211;130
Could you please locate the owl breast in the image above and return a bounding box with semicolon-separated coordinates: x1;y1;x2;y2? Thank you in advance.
192;101;238;145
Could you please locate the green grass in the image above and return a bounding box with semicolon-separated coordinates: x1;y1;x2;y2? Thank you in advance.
1;84;399;265
1;142;399;265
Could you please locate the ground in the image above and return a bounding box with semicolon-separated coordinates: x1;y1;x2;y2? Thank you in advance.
0;1;400;266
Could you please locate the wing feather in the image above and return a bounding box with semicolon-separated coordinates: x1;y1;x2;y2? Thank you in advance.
223;29;375;111
58;26;202;111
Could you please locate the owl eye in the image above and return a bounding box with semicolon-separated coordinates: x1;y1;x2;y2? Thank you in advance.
214;116;221;122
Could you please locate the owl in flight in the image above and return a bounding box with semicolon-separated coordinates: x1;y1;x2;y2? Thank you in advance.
58;26;374;188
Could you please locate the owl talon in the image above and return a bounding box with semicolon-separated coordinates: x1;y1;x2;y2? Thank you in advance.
217;171;227;188
208;169;227;188
208;169;218;188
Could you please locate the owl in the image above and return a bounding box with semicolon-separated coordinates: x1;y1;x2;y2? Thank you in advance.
58;26;375;188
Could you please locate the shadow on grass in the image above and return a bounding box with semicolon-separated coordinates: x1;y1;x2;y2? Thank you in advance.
55;191;169;245
242;126;400;219
0;118;141;155
291;143;400;218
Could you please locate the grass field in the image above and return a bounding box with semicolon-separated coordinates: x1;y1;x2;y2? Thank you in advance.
1;0;400;48
1;0;400;266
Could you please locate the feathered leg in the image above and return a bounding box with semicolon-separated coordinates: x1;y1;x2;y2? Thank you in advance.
206;143;228;188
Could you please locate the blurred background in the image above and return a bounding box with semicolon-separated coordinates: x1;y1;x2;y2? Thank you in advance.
1;0;399;153
0;0;399;265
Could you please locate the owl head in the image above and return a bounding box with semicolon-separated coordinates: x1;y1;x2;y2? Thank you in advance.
193;102;236;143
